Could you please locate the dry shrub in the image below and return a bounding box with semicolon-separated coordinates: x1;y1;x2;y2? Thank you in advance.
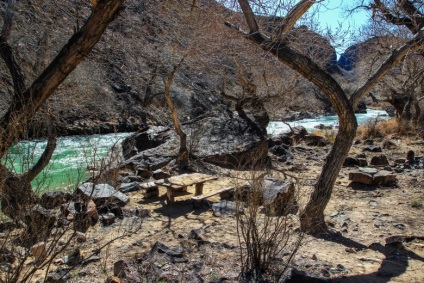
234;168;303;282
356;118;398;139
310;129;337;143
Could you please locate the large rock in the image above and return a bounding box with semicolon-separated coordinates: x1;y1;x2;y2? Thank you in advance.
363;145;382;152
373;171;397;186
261;178;298;216
121;126;170;159
285;126;308;142
348;172;374;185
349;168;397;186
304;135;327;147
121;110;268;169
370;154;389;166
343;156;368;167
77;183;129;206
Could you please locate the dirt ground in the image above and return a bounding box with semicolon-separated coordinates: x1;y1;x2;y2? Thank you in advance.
5;136;424;283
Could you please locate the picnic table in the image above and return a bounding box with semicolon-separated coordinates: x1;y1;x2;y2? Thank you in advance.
155;173;218;204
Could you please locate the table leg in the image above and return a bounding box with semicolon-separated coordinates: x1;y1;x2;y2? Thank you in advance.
181;186;188;192
195;183;204;196
167;188;174;204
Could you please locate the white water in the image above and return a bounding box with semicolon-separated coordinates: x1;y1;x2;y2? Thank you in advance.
267;109;390;135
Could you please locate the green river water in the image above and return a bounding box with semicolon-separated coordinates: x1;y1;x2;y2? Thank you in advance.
2;109;389;193
3;133;132;192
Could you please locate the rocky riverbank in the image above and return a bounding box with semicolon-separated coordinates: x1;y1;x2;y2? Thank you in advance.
1;120;423;283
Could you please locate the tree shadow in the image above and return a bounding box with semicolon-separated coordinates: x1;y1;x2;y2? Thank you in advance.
316;232;424;283
347;182;378;191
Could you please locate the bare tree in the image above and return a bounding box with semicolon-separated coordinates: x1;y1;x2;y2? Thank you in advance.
0;0;125;217
226;0;424;233
163;56;189;168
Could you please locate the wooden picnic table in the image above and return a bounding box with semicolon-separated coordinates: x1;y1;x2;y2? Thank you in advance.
155;173;218;204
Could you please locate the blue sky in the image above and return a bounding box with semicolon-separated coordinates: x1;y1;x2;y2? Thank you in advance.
313;0;372;54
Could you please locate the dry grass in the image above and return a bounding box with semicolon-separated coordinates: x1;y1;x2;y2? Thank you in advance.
310;129;337;143
356;118;398;139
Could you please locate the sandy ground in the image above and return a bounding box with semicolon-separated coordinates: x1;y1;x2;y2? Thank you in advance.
3;137;423;283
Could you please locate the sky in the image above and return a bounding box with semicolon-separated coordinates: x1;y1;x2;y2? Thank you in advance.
313;0;372;54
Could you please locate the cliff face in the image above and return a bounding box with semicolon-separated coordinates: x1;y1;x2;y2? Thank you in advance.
0;0;342;137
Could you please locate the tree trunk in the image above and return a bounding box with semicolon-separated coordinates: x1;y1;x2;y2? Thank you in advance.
300;118;357;233
163;62;189;168
0;0;125;158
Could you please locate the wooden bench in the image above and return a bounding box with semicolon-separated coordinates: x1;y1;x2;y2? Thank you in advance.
155;173;218;204
191;186;234;207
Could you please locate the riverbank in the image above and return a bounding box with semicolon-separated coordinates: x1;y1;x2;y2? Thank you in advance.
1;120;423;283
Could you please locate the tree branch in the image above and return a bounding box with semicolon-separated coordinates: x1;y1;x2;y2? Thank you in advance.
237;0;259;34
0;38;26;96
0;0;125;158
0;0;26;97
274;0;316;41
350;29;424;107
22;116;57;182
398;0;424;21
372;0;417;33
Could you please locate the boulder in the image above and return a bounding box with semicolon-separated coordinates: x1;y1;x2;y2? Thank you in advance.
121;126;170;159
77;183;129;206
349;168;397;186
137;168;152;179
304;135;327;146
45;267;71;283
359;167;378;175
344;156;368;167
114;260;129;278
118;182;142;193
343;157;360;167
314;124;333;130
152;169;171;180
382;140;397;150
261;178;298;216
270;145;292;160
355;101;367;114
370;154;389;166
151;241;184;258
406;150;415;164
348;172;374;185
285;126;308;142
121;110;269;169
269;133;293;147
372;171;397;186
212;200;241;217
139;182;159;198
363;145;382;152
100;213;116;226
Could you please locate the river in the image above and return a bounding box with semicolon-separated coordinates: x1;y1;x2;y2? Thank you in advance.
267;109;389;135
3;133;132;192
3;109;389;192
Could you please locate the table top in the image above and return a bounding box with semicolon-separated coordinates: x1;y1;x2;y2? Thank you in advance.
155;173;218;189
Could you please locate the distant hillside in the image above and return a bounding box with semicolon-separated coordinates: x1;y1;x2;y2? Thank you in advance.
0;0;345;137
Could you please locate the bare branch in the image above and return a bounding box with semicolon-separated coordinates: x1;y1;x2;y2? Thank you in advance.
0;0;125;158
0;38;26;96
350;29;424;107
22;116;57;182
274;0;316;41
372;0;417;33
398;0;424;20
237;0;259;34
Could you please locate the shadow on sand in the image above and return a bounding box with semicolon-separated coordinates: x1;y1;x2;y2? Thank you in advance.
316;232;424;283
